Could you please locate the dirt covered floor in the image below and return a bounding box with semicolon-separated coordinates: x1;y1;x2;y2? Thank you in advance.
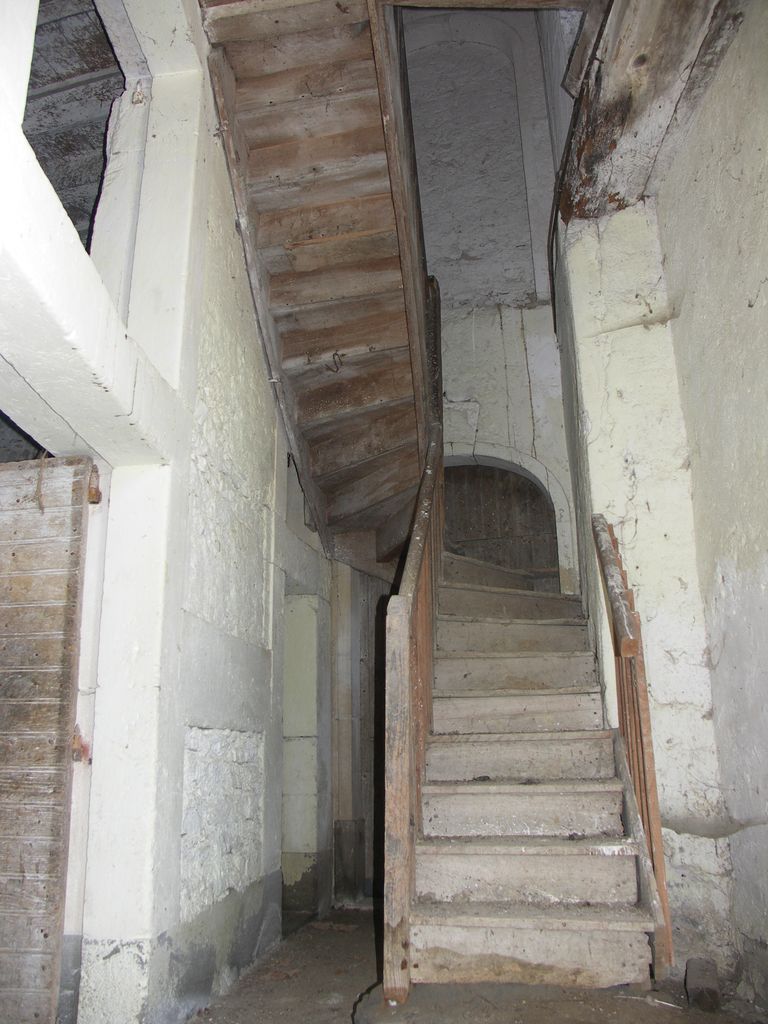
190;910;765;1024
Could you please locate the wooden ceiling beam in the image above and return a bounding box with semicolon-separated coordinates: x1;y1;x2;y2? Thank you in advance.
223;20;373;79
257;192;395;248
247;125;386;194
208;47;332;550
295;348;413;427
281;304;407;372
238;90;382;147
328;482;419;533
263;226;400;276
270;256;403;312
235;58;377;108
202;0;368;44
560;0;742;221
324;443;420;525
308;400;417;478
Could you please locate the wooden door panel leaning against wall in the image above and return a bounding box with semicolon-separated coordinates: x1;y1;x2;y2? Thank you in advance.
0;458;95;1024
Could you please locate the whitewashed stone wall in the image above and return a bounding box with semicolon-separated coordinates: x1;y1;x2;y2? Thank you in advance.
555;202;736;975
180;728;264;921
0;3;332;1022
653;1;768;1002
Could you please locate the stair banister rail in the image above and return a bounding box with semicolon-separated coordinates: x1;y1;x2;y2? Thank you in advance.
592;514;674;974
383;277;442;1003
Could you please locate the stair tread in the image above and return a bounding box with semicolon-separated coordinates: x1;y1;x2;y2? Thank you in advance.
428;729;613;745
434;686;600;699
435;650;595;661
423;779;621;795
440;581;582;599
410;900;655;931
437;614;587;626
416;835;638;855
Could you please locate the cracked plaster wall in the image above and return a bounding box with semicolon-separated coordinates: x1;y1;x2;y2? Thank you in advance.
653;1;768;1002
555;201;736;976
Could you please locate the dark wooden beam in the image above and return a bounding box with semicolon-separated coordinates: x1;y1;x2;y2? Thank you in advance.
560;0;742;221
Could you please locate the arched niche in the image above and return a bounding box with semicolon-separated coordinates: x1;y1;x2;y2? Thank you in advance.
444;462;560;592
445;443;579;594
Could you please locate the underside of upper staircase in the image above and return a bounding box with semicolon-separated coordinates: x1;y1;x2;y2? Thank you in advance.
199;0;425;577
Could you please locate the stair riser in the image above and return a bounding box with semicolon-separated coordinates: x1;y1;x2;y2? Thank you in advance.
410;926;651;987
426;736;615;782
422;791;623;838
437;619;590;654
439;588;583;622
435;653;597;691
415;852;638;905
442;557;536;590
433;693;602;735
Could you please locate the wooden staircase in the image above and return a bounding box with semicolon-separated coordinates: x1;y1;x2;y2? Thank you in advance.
404;560;658;988
200;0;428;577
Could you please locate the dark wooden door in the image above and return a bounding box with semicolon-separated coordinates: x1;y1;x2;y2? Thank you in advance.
0;458;94;1023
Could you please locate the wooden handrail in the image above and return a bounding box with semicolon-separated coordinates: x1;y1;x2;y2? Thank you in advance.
592;514;673;975
383;279;442;1004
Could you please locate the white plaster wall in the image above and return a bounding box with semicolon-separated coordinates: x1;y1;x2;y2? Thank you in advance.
556;202;736;974
442;304;579;593
653;1;768;1001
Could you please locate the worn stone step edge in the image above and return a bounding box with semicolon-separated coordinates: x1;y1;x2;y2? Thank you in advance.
410;900;655;932
437;614;587;627
427;729;613;746
435;649;596;661
440;581;583;600
434;685;600;699
415;835;638;856
423;779;622;796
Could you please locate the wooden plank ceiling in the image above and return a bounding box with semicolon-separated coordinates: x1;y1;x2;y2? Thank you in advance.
199;0;422;576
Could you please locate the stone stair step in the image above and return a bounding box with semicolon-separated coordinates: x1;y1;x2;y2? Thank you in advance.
439;583;583;622
415;835;639;906
421;779;624;839
436;616;590;654
426;730;616;782
409;901;653;987
432;690;602;735
434;650;597;691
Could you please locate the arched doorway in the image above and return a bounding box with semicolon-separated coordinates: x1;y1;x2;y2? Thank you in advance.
443;463;560;592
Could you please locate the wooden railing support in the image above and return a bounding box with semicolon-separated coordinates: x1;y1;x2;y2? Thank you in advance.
383;281;443;1003
592;514;674;975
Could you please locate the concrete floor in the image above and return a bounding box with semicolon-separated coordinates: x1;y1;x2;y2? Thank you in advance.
190;910;765;1024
